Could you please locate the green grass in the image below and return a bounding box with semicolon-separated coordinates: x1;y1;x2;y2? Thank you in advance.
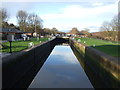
76;38;120;57
1;38;48;53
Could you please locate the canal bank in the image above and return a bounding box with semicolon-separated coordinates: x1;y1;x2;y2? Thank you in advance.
29;46;93;88
70;39;120;88
2;38;68;89
2;37;120;88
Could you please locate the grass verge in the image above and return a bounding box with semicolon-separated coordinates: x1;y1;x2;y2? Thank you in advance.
76;38;120;57
0;38;48;53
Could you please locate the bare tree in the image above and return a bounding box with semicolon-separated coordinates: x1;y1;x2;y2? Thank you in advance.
100;15;119;41
118;11;120;41
69;27;80;35
27;13;43;35
0;8;9;22
100;21;111;31
110;15;119;40
81;28;91;37
110;15;118;31
16;10;28;32
100;21;113;40
0;8;9;27
43;28;52;35
51;27;58;35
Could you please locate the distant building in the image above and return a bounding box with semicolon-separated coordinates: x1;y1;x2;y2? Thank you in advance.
0;28;33;40
24;32;34;37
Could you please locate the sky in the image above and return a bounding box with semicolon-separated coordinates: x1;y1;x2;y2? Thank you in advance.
1;0;119;32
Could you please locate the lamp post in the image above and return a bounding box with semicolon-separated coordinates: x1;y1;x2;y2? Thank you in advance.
35;15;37;38
9;41;12;53
35;21;37;37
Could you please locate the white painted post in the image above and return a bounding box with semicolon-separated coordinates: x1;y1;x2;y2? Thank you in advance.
27;37;30;40
23;37;26;41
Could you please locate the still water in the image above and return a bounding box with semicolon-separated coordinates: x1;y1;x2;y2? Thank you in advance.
29;46;93;88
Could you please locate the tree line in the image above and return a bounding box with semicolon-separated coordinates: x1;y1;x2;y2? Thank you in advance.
0;8;119;41
79;15;119;42
0;8;62;37
69;27;91;37
69;15;119;42
96;15;119;41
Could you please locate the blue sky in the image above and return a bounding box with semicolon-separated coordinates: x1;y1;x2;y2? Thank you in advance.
1;0;118;32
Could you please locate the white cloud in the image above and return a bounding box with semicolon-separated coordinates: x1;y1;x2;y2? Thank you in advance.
92;2;104;6
3;1;118;32
41;2;117;20
41;5;92;20
41;2;117;32
8;18;17;25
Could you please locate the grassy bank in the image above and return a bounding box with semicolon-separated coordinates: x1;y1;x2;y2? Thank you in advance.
1;38;48;53
76;38;119;57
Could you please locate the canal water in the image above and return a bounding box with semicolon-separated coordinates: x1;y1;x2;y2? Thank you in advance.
29;46;93;88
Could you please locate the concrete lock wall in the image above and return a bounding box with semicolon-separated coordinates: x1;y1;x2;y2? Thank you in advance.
69;39;120;88
3;37;119;88
2;39;58;89
2;37;68;89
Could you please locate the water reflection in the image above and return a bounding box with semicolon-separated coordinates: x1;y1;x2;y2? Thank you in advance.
29;46;93;88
